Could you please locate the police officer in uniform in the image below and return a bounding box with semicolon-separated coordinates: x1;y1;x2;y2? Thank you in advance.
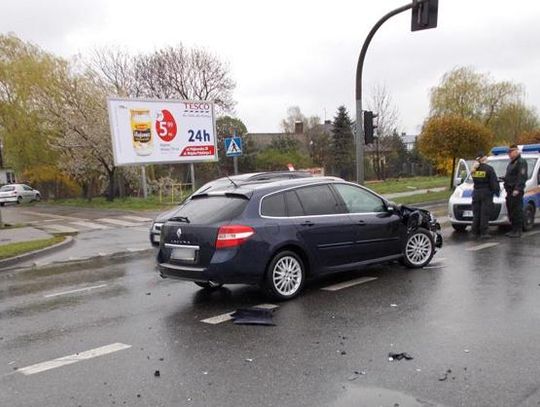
503;144;528;237
471;152;499;239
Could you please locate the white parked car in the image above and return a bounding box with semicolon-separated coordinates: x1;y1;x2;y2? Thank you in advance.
448;144;540;231
0;184;41;206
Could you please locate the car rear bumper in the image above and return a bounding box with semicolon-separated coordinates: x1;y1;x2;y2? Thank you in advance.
157;245;267;285
0;197;17;203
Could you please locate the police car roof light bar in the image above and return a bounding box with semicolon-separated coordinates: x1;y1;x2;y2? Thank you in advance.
491;146;509;155
521;144;540;153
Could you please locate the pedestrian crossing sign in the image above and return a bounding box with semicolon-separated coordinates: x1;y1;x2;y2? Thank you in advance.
224;137;243;157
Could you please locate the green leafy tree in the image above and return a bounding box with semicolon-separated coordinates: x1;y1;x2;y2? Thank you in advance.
330;106;355;180
255;149;312;171
418;115;494;187
215;116;255;175
429;66;538;142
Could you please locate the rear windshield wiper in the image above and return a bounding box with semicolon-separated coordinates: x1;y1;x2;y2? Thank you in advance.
168;216;190;223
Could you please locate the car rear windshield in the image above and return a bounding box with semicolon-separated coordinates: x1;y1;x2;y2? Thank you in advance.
169;195;248;224
0;186;15;191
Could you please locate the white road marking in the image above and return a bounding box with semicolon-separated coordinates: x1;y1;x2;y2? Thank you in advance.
120;215;153;222
201;304;279;325
41;224;79;233
523;230;540;237
133;227;150;232
321;276;378;292
18;343;131;375
97;218;140;227
20;211;80;221
70;220;110;230
44;284;108;298
424;265;446;269
466;242;499;252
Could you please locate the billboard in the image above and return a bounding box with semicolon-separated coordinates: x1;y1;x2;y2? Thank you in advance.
107;98;218;166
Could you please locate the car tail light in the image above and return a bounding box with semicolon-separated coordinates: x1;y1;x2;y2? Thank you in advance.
215;225;255;249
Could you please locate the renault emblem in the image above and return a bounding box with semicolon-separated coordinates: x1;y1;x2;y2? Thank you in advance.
176;228;182;239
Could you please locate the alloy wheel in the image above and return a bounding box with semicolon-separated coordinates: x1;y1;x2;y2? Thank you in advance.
272;255;303;297
405;233;433;266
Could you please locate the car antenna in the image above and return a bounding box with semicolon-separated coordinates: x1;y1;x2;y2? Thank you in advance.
225;175;238;188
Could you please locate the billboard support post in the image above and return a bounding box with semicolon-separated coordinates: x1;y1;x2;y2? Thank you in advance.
141;166;148;199
190;163;196;193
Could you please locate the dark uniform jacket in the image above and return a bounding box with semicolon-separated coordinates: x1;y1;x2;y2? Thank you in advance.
472;163;500;195
503;155;528;193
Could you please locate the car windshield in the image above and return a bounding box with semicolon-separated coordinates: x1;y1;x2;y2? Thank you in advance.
0;185;15;191
465;158;537;182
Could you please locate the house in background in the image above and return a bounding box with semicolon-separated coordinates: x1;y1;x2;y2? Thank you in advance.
0;140;16;185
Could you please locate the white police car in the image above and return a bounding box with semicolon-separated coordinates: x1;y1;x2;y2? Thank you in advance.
449;144;540;232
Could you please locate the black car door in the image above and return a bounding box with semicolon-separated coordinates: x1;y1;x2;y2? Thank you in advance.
291;184;357;269
332;183;404;261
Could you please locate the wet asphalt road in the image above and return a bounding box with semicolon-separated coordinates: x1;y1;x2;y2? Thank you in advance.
1;228;540;407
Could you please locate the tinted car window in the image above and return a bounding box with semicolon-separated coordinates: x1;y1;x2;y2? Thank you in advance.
261;193;286;217
295;185;340;215
285;190;304;216
334;183;386;213
170;195;248;224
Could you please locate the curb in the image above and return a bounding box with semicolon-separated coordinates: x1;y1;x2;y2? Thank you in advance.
1;247;156;274
0;236;75;270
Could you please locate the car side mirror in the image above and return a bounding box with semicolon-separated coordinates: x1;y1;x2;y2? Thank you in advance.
453;176;464;187
386;201;400;213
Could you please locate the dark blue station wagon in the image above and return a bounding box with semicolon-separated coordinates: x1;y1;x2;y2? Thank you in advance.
157;177;442;300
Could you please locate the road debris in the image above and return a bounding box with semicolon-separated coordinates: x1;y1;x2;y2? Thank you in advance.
439;369;452;381
388;352;414;361
231;308;275;326
347;370;367;381
154;370;160;377
245;358;253;363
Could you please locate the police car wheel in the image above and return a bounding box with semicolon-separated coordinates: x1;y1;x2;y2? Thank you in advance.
401;228;435;268
451;224;467;232
523;204;535;232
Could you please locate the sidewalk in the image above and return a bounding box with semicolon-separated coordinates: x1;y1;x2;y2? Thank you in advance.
0;227;53;246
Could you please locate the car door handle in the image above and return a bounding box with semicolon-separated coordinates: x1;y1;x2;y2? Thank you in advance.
357;220;366;226
300;221;314;227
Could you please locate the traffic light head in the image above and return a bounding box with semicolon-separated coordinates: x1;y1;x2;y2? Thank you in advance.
363;111;378;145
411;0;438;31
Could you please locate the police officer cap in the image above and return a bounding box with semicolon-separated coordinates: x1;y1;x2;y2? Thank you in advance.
475;151;486;160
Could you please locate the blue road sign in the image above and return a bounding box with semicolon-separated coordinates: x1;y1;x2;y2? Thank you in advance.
225;137;243;157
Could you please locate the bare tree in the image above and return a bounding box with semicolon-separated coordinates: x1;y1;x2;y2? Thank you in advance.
91;44;236;113
366;84;400;138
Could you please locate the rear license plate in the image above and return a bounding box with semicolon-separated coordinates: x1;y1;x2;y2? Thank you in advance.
171;247;196;261
463;210;473;218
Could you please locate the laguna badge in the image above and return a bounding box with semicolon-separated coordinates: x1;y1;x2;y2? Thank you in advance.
176;228;182;239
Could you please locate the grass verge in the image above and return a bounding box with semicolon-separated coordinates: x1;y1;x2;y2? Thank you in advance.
367;176;448;195
47;196;187;211
0;236;65;260
392;190;452;206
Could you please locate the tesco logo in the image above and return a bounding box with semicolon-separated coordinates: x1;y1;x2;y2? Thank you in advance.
183;102;211;111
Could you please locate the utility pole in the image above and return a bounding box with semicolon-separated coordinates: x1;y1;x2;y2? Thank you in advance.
355;0;438;184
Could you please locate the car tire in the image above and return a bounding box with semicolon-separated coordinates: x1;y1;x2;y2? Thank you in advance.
451;224;467;232
16;196;22;204
523;204;535;232
35;193;41;202
0;202;4;207
264;250;305;301
401;227;435;268
194;282;223;290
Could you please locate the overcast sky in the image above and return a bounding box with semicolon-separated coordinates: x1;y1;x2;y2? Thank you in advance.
2;0;540;134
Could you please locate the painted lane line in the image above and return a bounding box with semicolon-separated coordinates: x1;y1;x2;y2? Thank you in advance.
44;284;108;298
523;230;540;237
466;242;499;252
20;211;81;221
133;227;151;232
321;276;378;292
120;215;153;222
97;218;141;227
18;343;131;375
201;304;279;325
70;221;110;230
42;224;79;233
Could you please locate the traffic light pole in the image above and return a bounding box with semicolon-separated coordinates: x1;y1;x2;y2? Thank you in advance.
355;2;413;184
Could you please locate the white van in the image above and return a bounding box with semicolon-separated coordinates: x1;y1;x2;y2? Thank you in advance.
448;144;540;231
